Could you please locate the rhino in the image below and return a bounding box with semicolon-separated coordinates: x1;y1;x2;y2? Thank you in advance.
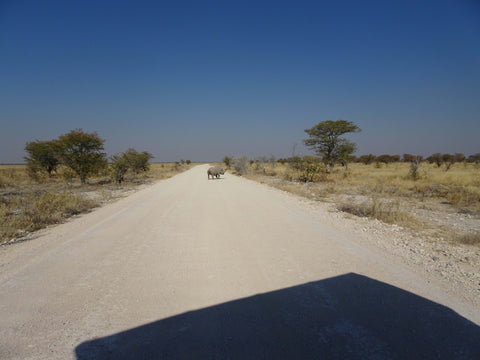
207;166;225;179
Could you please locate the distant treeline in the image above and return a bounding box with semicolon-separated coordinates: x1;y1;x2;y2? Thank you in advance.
277;153;480;166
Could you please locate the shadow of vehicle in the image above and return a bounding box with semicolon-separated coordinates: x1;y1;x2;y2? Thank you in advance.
75;273;480;359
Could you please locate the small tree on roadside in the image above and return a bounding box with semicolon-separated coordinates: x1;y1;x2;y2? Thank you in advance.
304;120;361;173
232;156;249;175
223;156;232;169
58;129;107;184
123;148;153;174
24;140;60;179
110;153;129;184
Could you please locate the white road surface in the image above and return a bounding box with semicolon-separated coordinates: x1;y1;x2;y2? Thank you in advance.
1;164;479;359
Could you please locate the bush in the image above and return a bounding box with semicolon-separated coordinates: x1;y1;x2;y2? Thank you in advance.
123;148;153;174
453;232;480;246
110;154;129;184
232;156;249;175
287;156;325;182
109;148;154;183
223;156;232;169
338;197;418;227
408;156;423;181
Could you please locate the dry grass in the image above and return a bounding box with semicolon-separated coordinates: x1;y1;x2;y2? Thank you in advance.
1;191;96;240
337;197;420;228
453;232;480;246
247;162;480;211
0;162;194;244
242;160;480;246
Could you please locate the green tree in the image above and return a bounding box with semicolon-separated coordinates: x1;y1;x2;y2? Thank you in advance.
110;153;129;184
58;129;107;184
123;148;153;174
304;120;361;173
467;153;480;164
376;154;393;165
427;153;443;167
442;153;454;171
453;153;466;163
391;155;401;162
358;154;376;165
223;156;232;169
24;140;60;178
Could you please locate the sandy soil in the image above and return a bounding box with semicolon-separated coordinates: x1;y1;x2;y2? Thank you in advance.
1;165;479;359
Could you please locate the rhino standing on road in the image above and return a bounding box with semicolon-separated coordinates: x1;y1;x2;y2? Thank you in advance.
208;166;225;179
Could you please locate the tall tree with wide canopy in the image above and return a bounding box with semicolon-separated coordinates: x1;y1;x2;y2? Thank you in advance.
58;129;107;184
304;120;361;173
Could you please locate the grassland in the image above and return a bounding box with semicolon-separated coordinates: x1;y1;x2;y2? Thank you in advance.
240;160;480;246
0;162;193;244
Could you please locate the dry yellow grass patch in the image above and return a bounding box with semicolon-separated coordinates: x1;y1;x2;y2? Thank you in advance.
241;160;480;245
0;162;194;243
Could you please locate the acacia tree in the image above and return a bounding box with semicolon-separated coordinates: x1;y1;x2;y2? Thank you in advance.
358;154;376;165
467;153;480;164
304;120;361;173
123;148;153;174
427;153;443;167
24;140;60;178
376;154;393;165
58;129;107;184
110;153;129;184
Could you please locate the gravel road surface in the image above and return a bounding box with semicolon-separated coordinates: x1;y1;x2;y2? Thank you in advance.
1;164;479;359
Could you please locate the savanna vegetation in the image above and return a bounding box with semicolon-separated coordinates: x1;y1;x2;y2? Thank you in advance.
1;129;193;244
225;120;480;246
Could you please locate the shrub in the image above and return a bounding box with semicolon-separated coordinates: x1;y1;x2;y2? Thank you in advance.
408;156;423;181
338;197;418;227
57;129;108;184
223;156;232;169
123;148;153;174
287;156;325;182
453;232;480;246
232;156;249;175
110;154;129;184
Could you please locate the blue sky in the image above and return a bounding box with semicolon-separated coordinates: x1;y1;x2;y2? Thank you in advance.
1;0;479;163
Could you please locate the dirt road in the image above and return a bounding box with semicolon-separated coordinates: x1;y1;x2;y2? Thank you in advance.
1;164;479;359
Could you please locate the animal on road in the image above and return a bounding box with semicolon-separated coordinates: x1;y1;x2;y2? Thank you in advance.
208;166;225;179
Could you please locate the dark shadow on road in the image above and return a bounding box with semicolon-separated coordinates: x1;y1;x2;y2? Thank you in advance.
75;273;480;359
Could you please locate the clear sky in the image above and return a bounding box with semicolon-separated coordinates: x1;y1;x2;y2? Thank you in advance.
1;0;479;163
